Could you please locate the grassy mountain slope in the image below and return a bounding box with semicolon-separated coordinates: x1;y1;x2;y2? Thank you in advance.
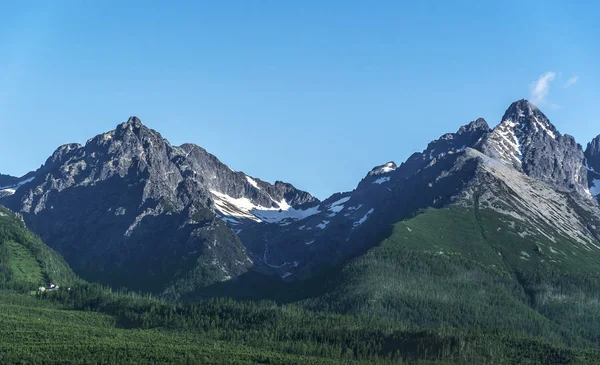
304;205;600;348
0;206;79;290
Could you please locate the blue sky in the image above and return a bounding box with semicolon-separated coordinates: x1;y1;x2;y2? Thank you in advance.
1;1;598;199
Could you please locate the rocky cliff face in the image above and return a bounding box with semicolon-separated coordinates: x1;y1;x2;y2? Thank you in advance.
586;135;600;170
585;135;600;200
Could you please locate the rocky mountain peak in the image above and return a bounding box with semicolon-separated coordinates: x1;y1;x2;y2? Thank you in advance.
457;118;490;135
117;115;144;131
418;119;490;162
114;116;162;142
127;116;142;125
502;98;533;118
500;99;559;140
481;100;587;193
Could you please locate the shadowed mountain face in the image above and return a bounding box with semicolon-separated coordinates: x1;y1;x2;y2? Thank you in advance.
1;117;320;296
2;118;256;295
2;100;600;300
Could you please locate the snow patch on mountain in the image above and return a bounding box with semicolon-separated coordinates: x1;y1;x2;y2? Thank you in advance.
317;220;330;229
245;176;260;189
373;177;391;185
354;208;375;227
380;162;396;173
492;120;523;165
328;196;351;214
210;190;320;223
0;176;35;196
533;115;556;139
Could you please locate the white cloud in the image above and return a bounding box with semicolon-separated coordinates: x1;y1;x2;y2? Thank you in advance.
530;72;556;103
564;76;578;88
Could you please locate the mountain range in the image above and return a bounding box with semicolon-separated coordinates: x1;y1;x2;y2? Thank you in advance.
2;99;600;300
4;99;600;363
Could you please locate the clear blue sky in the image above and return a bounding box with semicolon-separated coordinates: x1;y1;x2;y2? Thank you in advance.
1;1;598;199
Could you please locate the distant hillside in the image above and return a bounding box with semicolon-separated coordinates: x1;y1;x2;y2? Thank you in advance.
0;206;79;290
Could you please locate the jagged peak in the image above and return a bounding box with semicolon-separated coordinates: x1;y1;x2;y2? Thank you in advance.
502;99;536;121
499;99;559;139
457;118;490;135
113;116;167;144
116;116;149;133
126;116;143;126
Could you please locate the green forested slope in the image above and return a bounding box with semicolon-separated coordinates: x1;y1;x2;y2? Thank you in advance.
304;205;600;350
0;206;79;290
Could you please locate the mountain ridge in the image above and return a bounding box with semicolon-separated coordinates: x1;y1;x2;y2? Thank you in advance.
2;99;600;299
